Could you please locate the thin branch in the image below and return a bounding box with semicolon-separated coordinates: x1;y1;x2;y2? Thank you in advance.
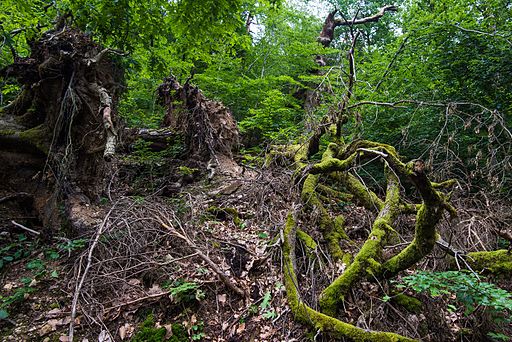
452;24;512;46
375;36;409;91
11;220;40;236
69;204;117;341
335;5;398;26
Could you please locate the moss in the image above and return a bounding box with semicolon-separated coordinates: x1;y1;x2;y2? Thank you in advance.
381;203;440;278
168;323;188;342
301;173;349;261
266;143;310;173
320;172;401;314
337;173;383;211
297;229;318;252
131;315;166;342
0;129;16;136
317;184;353;202
18;124;49;154
207;206;242;226
466;250;512;274
283;214;416;342
391;294;423;313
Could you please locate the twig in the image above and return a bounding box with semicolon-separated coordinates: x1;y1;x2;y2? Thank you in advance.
104;291;172;311
0;192;32;204
68;204;116;341
11;220;40;236
160;221;247;297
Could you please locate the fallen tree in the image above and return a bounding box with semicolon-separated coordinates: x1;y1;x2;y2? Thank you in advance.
276;5;512;341
0;25;124;233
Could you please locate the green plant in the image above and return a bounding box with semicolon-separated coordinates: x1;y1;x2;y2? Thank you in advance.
0;234;31;270
397;271;512;340
58;238;87;254
190;321;205;340
164;280;205;304
0;281;37;320
259;291;277;320
177;166;198;176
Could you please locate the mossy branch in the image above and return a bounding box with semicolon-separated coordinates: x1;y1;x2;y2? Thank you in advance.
319;170;400;314
283;213;416;342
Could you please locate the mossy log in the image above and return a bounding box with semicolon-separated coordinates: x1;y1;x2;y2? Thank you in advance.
465;250;512;274
301;144;351;262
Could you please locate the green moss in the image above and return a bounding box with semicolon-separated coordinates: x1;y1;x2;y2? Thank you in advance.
168;323;188;342
381;203;440;278
320;172;401;314
466;250;512;274
131;315;166;342
18;124;49;154
391;294;423;313
337;173;383;211
207;206;242;226
297;229;318;252
282;214;416;342
301;173;349;262
0;129;16;136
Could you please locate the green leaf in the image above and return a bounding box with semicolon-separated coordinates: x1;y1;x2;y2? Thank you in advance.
26;259;45;271
0;309;9;320
257;232;268;239
260;291;272;310
262;309;277;319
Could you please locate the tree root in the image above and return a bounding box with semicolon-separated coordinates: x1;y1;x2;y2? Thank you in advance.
283;213;417;342
319;169;400;315
276;138;458;339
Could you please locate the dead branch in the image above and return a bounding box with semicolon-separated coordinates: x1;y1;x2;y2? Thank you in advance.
69;204;116;341
375;36;409;91
11;220;40;236
160;220;247;297
335;5;398;26
87;47;127;66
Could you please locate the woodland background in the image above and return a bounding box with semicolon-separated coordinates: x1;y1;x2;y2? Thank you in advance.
0;0;511;341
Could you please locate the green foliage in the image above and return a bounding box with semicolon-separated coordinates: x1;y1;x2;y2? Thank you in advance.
398;271;512;339
164;279;205;304
258;291;277;319
127;138;184;164
119;76;166;128
239;89;301;142
0;285;36;318
398;271;512;315
58;238;87;254
177;166;198;176
0;234;30;270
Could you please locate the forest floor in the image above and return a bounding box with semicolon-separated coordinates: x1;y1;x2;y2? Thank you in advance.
0;150;510;342
0;154;310;341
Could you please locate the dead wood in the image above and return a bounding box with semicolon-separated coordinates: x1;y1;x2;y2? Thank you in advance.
0;26;123;233
157;75;239;161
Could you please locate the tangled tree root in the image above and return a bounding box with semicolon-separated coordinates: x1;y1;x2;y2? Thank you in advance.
279;139;457;341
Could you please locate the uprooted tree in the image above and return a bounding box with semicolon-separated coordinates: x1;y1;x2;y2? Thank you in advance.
0;25;124;233
274;5;512;341
0;24;240;234
1;2;511;341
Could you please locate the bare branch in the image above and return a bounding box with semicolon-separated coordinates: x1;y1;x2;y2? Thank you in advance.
335;5;398;26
